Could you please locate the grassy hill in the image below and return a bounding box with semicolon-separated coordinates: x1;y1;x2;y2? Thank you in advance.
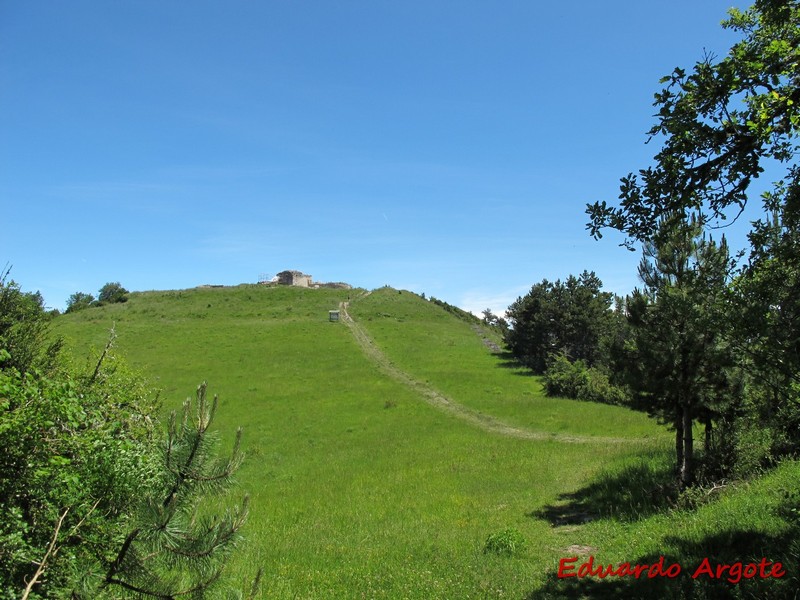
53;285;800;598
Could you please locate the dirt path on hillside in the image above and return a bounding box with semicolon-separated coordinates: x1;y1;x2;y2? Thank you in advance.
339;299;636;445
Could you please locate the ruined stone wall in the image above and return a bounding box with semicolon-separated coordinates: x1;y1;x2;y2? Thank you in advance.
276;270;312;287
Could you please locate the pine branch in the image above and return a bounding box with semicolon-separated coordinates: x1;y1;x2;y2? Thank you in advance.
105;528;141;584
102;382;250;599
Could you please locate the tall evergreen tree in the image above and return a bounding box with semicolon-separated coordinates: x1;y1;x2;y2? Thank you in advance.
505;271;614;373
623;214;738;487
734;188;800;455
584;0;800;478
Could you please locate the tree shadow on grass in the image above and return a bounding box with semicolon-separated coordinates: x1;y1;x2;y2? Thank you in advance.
528;528;800;599
530;452;677;526
494;351;539;377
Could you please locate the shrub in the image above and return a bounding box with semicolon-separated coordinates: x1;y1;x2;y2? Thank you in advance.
65;291;95;313
2;275;256;598
0;352;160;598
0;271;62;374
429;296;481;325
543;353;629;406
98;282;128;304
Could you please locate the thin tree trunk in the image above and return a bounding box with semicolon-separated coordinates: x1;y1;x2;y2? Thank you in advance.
675;409;684;480
681;404;694;488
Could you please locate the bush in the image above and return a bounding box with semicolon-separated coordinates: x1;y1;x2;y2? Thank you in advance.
0;352;160;598
428;296;481;325
65;291;95;313
543;353;629;406
1;273;254;598
98;282;128;304
0;353;254;598
0;271;61;374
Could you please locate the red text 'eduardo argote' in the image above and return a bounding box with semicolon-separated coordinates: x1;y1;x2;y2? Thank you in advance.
557;555;786;584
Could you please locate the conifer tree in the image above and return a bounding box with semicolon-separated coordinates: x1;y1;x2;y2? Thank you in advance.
623;214;738;487
90;383;251;599
505;271;614;373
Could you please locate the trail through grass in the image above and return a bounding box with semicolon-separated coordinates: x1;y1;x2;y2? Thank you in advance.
340;298;634;445
52;284;800;598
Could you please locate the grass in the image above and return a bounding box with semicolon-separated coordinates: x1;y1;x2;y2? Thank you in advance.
348;288;661;440
53;284;800;598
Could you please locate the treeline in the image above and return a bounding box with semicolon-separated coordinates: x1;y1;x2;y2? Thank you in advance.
506;0;800;489
508;224;796;488
65;281;129;313
0;270;258;598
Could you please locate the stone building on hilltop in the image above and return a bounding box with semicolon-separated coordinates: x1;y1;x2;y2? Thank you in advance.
276;270;312;287
264;269;352;289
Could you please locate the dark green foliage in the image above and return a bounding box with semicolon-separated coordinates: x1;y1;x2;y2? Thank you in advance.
585;0;800;483
428;296;481;325
65;291;95;313
0;353;160;599
543;353;629;406
481;308;508;332
504;271;614;373
96;383;248;599
619;215;739;486
0;269;61;374
734;198;800;457
586;0;800;247
98;282;128;305
66;283;128;315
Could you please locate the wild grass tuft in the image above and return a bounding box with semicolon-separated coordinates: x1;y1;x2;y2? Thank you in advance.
483;528;527;557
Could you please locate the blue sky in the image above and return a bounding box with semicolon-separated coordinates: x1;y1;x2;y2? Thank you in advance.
2;1;756;314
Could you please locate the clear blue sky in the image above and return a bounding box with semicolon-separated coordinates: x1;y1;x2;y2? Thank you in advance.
2;1;754;314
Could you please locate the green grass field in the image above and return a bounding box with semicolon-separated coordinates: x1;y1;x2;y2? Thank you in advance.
54;285;800;598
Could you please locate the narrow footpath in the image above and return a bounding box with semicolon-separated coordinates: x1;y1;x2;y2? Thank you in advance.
339;300;636;445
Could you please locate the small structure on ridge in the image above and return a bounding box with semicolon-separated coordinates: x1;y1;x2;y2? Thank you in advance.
276;270;313;287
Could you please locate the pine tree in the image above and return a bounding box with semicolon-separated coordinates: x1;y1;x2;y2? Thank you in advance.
92;383;251;599
504;271;614;373
623;213;738;487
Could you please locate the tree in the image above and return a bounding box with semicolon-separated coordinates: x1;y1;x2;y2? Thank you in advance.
733;199;800;457
586;0;800;247
504;271;614;373
584;0;800;478
98;282;128;304
65;291;96;313
0;267;61;374
93;383;249;599
1;275;256;598
481;308;508;332
620;215;739;487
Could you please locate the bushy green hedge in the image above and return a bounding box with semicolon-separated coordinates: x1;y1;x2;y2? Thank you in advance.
0;351;160;598
543;353;629;406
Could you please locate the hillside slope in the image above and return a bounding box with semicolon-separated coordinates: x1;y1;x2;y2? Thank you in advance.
53;285;799;598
